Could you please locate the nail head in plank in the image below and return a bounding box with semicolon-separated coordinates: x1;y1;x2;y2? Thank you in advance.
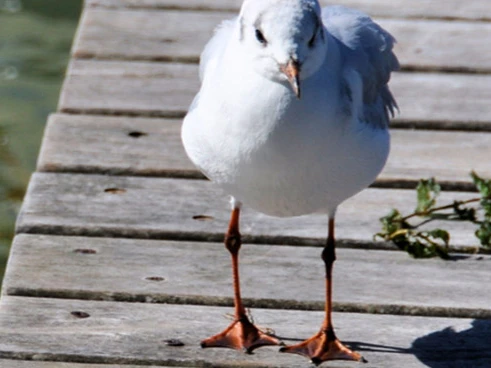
58;60;491;128
16;173;483;249
4;234;491;315
74;8;491;73
0;297;490;367
85;0;491;22
37;114;491;186
37;114;196;178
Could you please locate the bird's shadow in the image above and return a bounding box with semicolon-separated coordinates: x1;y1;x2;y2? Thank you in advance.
409;319;491;368
276;319;491;367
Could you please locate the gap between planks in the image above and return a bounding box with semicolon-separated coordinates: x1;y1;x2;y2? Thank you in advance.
15;172;488;252
58;60;491;130
4;234;491;319
0;296;490;367
37;113;491;192
72;7;491;74
84;0;491;23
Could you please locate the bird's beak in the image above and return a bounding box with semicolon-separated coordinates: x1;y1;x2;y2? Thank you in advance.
280;59;301;99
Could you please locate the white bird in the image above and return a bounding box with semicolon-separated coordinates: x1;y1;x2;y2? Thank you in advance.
181;0;398;364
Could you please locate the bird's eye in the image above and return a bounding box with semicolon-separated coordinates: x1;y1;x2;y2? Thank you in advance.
255;29;267;45
308;33;316;48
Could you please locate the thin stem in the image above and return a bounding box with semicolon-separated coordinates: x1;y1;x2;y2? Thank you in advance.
417;233;446;248
400;197;480;223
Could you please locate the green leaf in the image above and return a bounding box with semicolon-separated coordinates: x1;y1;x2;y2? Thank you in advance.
433;245;450;260
452;201;476;221
476;221;491;248
471;171;491;219
421;229;450;259
405;240;435;259
482;200;491;220
378;209;402;236
415;178;441;214
425;229;450;246
375;173;491;259
471;171;491;199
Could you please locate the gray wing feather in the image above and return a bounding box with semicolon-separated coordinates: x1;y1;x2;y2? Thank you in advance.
322;6;399;126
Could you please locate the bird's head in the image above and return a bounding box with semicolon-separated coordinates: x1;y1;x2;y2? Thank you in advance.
238;0;327;99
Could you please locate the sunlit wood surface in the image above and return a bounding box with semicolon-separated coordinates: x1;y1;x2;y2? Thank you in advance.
1;1;491;367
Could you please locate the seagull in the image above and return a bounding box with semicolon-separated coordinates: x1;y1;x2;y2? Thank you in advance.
181;0;398;364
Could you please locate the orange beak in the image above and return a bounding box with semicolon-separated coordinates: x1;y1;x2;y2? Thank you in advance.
280;59;301;99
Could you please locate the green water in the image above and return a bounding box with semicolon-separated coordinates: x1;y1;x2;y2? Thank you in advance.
0;0;82;282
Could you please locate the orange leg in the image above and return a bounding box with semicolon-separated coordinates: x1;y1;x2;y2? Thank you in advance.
280;217;366;365
200;207;281;353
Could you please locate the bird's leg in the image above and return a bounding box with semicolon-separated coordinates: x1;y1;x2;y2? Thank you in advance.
280;218;366;365
200;207;281;353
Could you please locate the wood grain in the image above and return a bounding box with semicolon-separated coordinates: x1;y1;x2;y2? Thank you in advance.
16;173;483;249
74;8;491;73
59;60;491;129
59;60;197;118
85;0;491;22
37;114;195;178
1;296;490;367
4;234;491;316
0;361;178;368
37;114;491;188
4;1;491;368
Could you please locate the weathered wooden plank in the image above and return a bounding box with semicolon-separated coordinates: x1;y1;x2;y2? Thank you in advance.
16;173;483;249
384;129;491;186
85;0;491;22
58;60;491;129
73;8;225;63
37;113;491;188
1;297;490;367
37;114;193;177
4;234;491;317
0;361;178;368
74;8;491;73
58;61;196;118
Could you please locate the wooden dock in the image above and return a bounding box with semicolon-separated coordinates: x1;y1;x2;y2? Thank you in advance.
1;0;491;367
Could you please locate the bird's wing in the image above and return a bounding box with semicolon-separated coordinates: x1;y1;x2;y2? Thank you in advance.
322;6;399;127
199;18;237;82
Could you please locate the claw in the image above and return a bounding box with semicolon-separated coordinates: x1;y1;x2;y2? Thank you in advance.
280;329;365;365
201;316;281;353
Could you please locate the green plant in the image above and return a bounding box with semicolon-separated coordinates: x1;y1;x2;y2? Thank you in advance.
375;172;491;259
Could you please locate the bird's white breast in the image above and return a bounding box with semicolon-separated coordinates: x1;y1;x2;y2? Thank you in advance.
182;48;389;217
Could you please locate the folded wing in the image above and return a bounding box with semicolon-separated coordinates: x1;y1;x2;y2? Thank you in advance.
322;6;399;127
